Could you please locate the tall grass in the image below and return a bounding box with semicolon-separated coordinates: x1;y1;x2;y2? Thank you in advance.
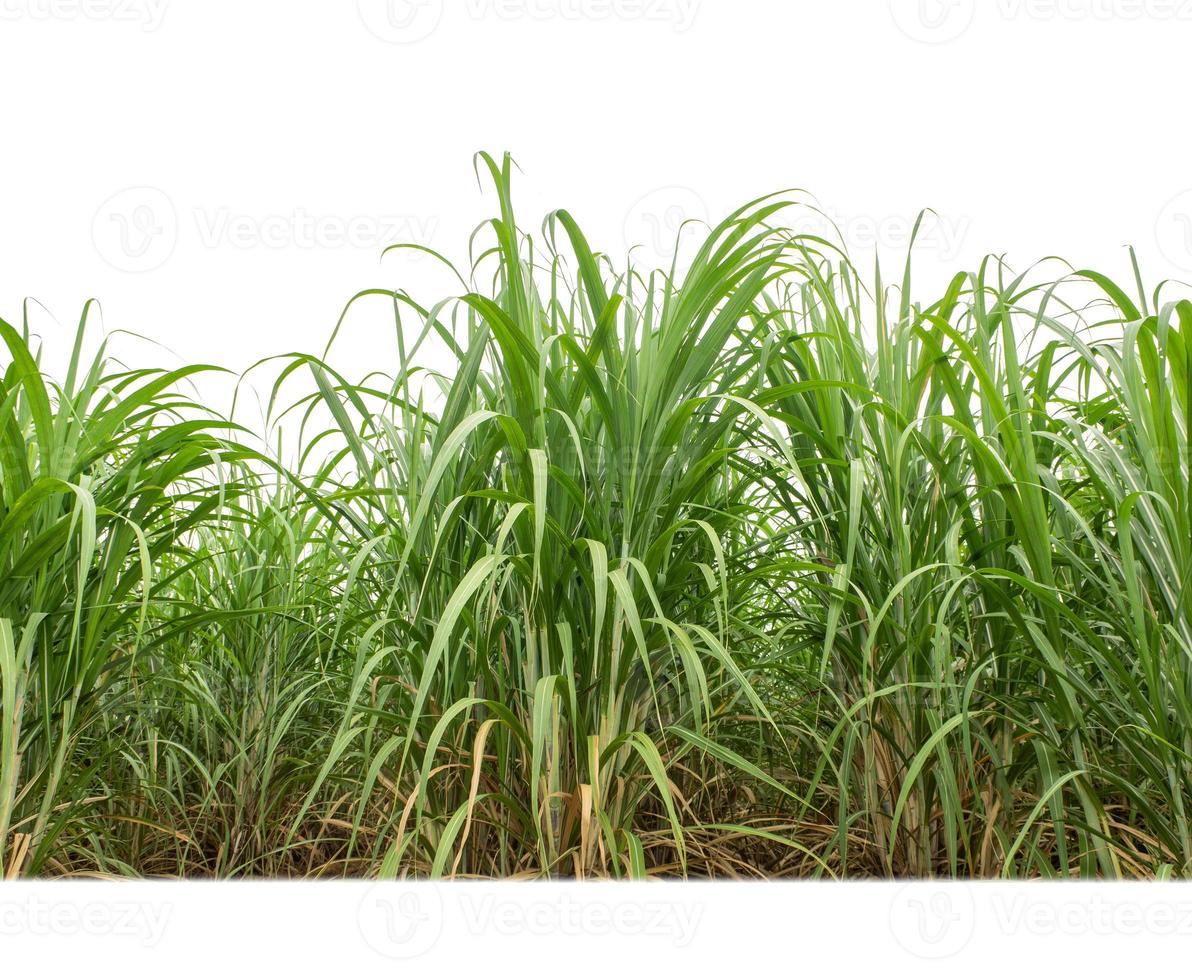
1;153;1188;878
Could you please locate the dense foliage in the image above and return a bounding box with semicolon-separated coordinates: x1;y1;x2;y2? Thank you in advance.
2;154;1189;878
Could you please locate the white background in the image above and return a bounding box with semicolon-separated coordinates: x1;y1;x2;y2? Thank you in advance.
5;880;1192;976
2;0;1191;392
3;0;1191;967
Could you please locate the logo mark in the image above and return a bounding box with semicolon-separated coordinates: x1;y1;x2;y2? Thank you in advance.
888;883;975;959
889;0;975;43
357;883;443;959
357;0;444;43
623;185;708;271
1156;188;1192;273
92;186;178;273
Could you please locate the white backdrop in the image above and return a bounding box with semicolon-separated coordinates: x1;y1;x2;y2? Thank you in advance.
3;1;1192;968
4;879;1192;977
2;0;1190;394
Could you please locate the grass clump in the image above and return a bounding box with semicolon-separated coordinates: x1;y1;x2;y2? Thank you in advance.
1;153;1189;878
